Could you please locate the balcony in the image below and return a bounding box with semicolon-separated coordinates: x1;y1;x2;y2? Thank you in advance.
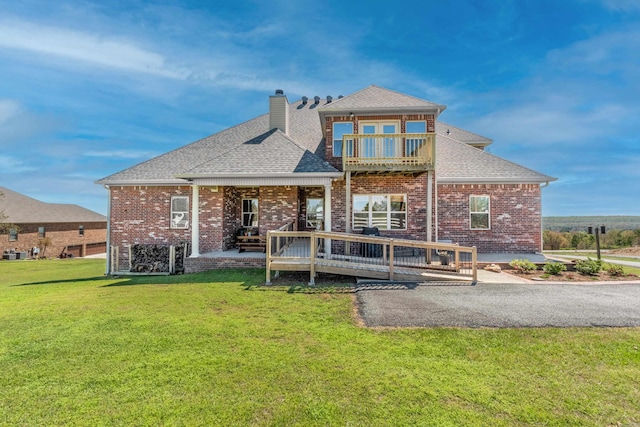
341;133;435;174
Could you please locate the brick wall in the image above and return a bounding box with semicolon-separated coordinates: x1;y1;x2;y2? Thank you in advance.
331;173;435;241
324;113;435;170
437;183;542;253
1;222;106;258
109;186;192;267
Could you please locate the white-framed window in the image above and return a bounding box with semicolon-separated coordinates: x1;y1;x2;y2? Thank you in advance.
353;194;407;230
405;121;427;156
79;225;84;236
359;121;399;158
9;228;18;242
242;198;259;228
306;198;324;229
38;226;45;239
171;196;189;229
333;122;353;157
470;195;490;230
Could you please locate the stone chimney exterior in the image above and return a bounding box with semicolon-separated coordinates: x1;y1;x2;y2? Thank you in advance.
269;89;289;134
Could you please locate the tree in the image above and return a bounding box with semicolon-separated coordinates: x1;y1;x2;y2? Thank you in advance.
0;190;19;235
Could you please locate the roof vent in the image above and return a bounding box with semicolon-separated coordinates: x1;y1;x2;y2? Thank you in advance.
338;95;344;99
446;129;451;135
275;89;284;95
302;96;308;105
314;96;320;104
326;95;333;103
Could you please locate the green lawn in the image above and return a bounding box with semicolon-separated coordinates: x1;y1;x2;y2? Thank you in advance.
1;259;639;426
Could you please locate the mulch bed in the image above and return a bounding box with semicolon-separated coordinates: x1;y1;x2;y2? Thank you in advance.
507;270;640;282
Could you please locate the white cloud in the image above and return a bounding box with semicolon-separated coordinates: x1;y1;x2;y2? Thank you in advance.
0;99;21;124
0;155;37;173
0;18;188;79
84;149;159;159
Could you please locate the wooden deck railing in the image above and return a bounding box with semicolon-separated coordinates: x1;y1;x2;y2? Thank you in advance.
266;231;477;285
342;133;435;173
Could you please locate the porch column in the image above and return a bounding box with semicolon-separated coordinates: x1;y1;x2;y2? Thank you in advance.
427;170;433;242
190;184;200;257
324;182;332;256
345;172;351;233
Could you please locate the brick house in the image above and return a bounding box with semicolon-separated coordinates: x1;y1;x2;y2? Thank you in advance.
0;186;107;258
97;86;555;271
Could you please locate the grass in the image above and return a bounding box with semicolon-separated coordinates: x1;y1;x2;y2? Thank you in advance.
1;259;639;426
545;251;640;276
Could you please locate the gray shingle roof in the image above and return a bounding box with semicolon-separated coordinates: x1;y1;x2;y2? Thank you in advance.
97;85;554;186
0;187;106;224
97;99;337;184
435;121;492;147
318;85;445;112
436;135;555;183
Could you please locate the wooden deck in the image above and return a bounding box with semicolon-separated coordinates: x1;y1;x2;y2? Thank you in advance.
266;231;477;285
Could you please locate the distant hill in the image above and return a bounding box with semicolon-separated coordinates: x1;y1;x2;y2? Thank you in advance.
543;216;640;232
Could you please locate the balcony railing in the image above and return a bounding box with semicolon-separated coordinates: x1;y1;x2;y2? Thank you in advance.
342;133;435;173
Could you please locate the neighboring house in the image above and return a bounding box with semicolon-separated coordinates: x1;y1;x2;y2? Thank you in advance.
0;186;107;257
97;85;555;272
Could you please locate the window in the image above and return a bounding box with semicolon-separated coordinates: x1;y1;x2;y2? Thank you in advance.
242;199;259;227
405;121;426;156
333;122;353;157
353;194;406;230
9;228;18;242
38;226;45;239
360;121;398;158
306;198;324;229
470;195;490;230
79;225;85;236
171;196;189;229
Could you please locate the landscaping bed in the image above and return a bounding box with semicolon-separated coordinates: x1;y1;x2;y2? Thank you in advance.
507;258;640;282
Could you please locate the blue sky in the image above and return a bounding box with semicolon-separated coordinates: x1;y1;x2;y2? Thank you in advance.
1;0;639;217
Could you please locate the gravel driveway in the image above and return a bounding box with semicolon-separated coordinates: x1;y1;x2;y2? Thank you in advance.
356;282;640;327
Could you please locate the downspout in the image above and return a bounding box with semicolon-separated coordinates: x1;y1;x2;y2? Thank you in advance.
434;174;439;242
539;181;550;253
105;185;111;275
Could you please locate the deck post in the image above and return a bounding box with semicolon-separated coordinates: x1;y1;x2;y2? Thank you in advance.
472;246;478;283
266;231;272;285
455;245;460;272
426;170;433;264
309;232;316;286
389;240;394;281
324;182;332;257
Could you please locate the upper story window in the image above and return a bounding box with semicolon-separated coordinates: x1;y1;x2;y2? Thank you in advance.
38;227;45;239
405;121;427;156
360;121;399;158
470;195;490;230
333;122;353;157
171;196;189;229
79;225;85;236
9;228;18;242
242;199;259;227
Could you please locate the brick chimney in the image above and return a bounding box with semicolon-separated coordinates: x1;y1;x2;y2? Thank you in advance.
269;89;289;134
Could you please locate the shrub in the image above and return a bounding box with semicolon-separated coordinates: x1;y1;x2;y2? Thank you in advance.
574;258;602;276
509;259;537;274
605;264;625;277
543;261;567;275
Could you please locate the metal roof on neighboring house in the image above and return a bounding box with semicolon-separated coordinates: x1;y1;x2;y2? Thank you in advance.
0;187;107;224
